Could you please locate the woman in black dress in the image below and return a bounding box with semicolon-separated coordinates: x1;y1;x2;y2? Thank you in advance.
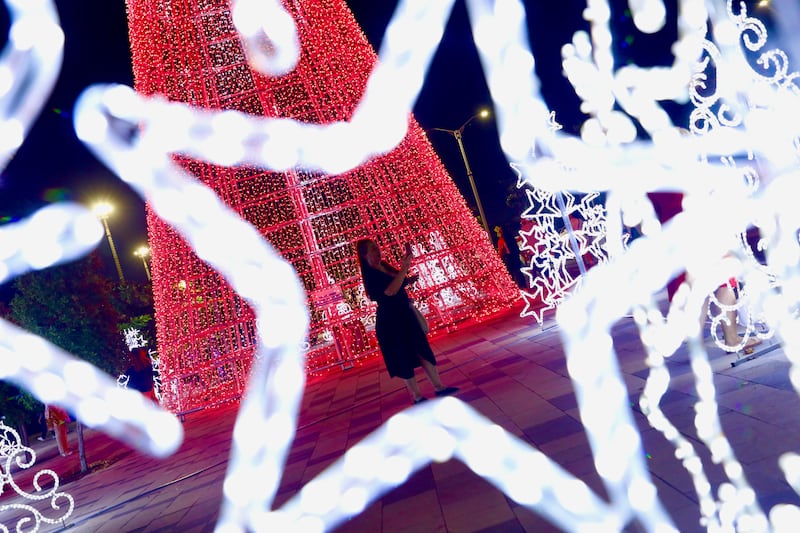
356;239;458;404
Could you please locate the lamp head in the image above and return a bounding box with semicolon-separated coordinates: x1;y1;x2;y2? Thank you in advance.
92;201;113;219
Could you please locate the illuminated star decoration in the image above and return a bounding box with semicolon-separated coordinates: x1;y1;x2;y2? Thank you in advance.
513;112;614;324
513;177;612;323
122;327;148;350
2;1;800;533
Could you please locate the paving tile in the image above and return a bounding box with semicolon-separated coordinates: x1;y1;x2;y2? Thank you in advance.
334;497;382;533
382;465;436;505
472;517;526;533
382;489;447;533
537;430;594;466
508;503;563;533
436;469;517;532
7;304;800;532
548;391;578;412
471;367;508;385
522;415;585;447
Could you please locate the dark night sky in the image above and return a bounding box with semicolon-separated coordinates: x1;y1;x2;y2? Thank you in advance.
0;1;614;286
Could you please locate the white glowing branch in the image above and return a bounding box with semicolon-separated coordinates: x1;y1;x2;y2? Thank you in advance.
231;0;300;77
640;252;774;528
0;204;183;458
73;0;461;177
561;0;703;144
73;85;310;531
0;317;182;458
628;0;668;34
0;204;101;285
465;0;551;161
555;203;758;531
276;398;618;532
0;0;63;167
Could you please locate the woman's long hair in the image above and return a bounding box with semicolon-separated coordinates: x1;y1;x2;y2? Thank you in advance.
355;238;373;282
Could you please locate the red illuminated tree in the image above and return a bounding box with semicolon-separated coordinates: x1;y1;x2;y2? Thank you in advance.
125;0;519;413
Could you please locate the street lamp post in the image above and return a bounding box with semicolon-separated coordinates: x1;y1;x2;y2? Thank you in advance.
134;246;151;281
431;108;493;239
92;202;125;283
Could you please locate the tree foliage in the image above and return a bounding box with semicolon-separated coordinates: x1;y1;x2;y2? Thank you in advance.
9;253;131;375
113;282;157;348
0;381;39;431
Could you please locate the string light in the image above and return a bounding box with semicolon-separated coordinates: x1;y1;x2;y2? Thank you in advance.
0;0;63;167
2;0;800;532
0;421;74;530
117;0;519;413
0;0;182;470
511;112;614;324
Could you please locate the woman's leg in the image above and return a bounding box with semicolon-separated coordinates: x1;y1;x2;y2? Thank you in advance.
419;359;445;390
403;377;424;402
55;424;69;455
714;284;761;351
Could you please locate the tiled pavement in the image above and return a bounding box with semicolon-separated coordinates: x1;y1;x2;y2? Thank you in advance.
4;300;800;532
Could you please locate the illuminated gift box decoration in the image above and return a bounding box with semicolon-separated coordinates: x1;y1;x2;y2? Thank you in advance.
124;0;519;412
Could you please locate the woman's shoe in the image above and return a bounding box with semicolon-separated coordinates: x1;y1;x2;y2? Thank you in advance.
434;386;459;397
741;337;763;355
413;397;428;405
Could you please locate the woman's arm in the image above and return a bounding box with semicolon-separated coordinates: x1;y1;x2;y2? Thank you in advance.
383;250;412;296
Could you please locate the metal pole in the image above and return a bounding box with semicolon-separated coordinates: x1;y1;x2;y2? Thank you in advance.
453;130;492;238
140;255;151;281
555;191;587;276
101;217;125;282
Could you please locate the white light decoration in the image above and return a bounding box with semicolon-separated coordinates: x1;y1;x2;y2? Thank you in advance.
230;0;300;77
0;0;181;463
2;0;800;532
122;327;148;350
0;420;74;531
0;0;63;169
512;113;614;324
150;349;163;402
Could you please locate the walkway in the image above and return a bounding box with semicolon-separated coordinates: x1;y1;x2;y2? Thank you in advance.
3;302;799;532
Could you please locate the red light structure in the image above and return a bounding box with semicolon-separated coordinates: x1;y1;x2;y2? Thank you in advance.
125;0;520;413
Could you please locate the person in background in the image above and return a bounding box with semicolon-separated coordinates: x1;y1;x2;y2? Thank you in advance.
36;407;51;441
495;225;526;288
648;191;761;354
45;404;72;456
356;238;459;404
126;347;155;401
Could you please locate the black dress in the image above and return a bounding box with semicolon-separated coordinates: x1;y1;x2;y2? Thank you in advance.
362;263;436;379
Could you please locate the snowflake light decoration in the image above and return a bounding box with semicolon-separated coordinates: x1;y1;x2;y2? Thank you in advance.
122;327;148;351
3;0;800;532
